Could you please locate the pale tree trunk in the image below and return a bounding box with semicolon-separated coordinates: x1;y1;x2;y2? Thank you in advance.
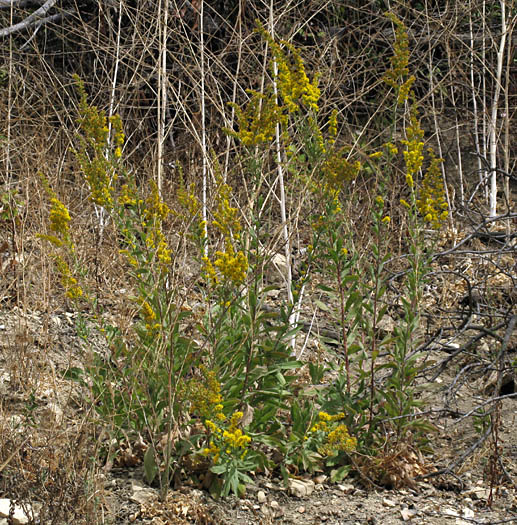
269;1;295;352
488;0;508;218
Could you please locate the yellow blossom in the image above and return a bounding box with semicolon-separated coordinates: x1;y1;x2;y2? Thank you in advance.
402;105;425;181
322;153;361;190
383;142;399;156
225;90;286;146
383;13;414;105
49;197;71;236
54;256;83;301
118;184;137;207
416;148;448;229
188;366;223;420
256;24;320;113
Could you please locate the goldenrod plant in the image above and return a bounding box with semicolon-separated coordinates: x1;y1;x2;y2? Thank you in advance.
38;14;450;497
303;13;448;484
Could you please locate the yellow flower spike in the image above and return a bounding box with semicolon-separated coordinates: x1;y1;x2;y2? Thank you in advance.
229;411;244;431
383;13;414;105
54;256;83;301
416;148;447;229
49;197;71;236
119;184;137;207
369;151;383;159
318;412;332;422
383;142;399;156
225;90;286;146
382;216;391;224
255;23;320;113
202;256;218;285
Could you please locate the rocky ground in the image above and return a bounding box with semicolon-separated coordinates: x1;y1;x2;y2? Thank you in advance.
0;302;516;524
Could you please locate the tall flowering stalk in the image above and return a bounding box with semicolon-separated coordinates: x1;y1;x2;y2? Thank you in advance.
38;175;84;301
378;12;448;444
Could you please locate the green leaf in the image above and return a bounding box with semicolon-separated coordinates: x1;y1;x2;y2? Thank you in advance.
143;445;158;485
315;299;332;312
330;465;351;483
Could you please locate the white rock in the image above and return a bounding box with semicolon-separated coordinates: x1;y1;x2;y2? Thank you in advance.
270;500;279;510
382;497;397;508
260;505;270;516
400;507;416;521
297;506;306;514
0;499;32;524
257;490;267;504
288;478;315;498
130;480;157;505
337;483;355;494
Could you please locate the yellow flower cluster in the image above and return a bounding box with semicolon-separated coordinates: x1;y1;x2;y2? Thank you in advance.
139;298;160;332
118;184;138;207
142;184;171;266
322;153;362;190
54;256;83;300
257;24;320;113
309;412;357;457
49;197;71;237
75;77;122;209
226;91;287;146
383;13;415;105
319;424;357;456
214;244;248;284
187;366;223;420
416;149;448;229
202;411;252;463
310;411;345;432
38;176;84;301
203;176;248;286
201;255;218;284
144;183;170;223
328;109;338;145
38;176;75;250
401;106;424;185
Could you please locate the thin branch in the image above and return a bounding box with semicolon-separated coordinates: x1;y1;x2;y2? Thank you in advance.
0;0;57;37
